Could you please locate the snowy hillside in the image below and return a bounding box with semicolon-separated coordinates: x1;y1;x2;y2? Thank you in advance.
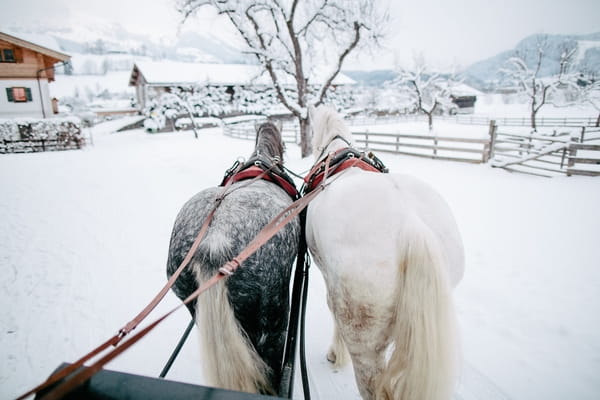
3;21;252;76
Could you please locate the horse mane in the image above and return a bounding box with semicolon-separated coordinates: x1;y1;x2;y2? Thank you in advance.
254;122;285;162
310;105;354;157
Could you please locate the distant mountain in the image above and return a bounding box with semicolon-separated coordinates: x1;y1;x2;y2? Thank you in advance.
3;22;254;75
345;33;600;90
174;31;251;64
462;32;600;90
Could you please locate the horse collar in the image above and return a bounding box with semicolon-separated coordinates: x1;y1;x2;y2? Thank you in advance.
303;147;388;194
220;156;300;200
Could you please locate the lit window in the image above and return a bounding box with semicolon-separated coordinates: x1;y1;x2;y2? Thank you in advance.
12;87;27;102
6;87;32;102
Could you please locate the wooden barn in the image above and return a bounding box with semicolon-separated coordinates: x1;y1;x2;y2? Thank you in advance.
449;83;481;114
0;31;71;118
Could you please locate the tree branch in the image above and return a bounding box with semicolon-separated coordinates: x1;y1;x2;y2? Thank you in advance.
315;21;362;106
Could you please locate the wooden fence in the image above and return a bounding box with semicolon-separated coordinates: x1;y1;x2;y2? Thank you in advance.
442;115;599;127
222;119;299;143
351;121;600;177
351;130;490;164
489;125;600;177
222;116;600;177
346;114;600;128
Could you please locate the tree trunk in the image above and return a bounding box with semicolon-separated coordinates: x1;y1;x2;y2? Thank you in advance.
427;112;433;131
299;116;312;158
530;107;537;131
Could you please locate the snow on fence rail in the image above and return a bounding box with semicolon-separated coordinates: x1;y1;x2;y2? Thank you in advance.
0;118;85;154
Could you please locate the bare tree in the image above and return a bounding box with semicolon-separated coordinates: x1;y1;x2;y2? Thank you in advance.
501;35;578;131
391;54;457;131
578;75;600;127
177;0;388;157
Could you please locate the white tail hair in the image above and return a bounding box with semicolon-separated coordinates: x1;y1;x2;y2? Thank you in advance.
376;222;459;400
195;269;274;394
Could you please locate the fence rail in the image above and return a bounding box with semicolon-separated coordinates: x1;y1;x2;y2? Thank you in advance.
351;130;490;164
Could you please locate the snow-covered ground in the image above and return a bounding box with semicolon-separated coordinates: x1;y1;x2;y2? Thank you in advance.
1;116;599;400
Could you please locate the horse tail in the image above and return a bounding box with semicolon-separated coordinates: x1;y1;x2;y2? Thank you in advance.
195;269;273;395
377;221;459;400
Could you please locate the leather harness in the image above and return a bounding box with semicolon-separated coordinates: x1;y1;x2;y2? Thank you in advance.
221;155;300;200
303;147;389;194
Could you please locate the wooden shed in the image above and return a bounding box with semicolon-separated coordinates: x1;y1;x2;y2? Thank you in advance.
449;83;481;114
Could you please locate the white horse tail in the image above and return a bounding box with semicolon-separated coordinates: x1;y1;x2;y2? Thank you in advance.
195;273;273;394
377;222;459;400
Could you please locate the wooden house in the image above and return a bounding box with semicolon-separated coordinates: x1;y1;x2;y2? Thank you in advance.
0;31;71;118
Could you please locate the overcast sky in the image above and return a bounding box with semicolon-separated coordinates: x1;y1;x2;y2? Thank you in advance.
1;0;599;70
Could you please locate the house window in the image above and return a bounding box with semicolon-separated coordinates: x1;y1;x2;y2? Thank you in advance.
6;87;33;102
1;49;15;62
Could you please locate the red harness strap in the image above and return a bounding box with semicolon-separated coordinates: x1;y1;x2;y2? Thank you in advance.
304;153;382;193
222;165;299;199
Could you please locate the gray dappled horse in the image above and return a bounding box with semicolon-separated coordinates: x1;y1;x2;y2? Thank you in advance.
166;122;300;395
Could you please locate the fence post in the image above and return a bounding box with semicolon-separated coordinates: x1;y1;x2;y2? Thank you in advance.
365;129;369;149
566;136;578;177
484;120;497;163
580;126;586;143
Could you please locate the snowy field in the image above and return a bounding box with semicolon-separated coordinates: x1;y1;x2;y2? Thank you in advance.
1;117;599;400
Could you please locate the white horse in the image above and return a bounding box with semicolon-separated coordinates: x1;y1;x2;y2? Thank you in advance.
306;105;465;400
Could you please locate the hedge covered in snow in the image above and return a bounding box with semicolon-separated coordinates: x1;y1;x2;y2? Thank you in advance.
142;84;360;132
0;117;85;153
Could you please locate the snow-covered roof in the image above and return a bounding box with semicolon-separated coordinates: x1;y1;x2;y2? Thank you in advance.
129;60;355;87
0;31;70;62
451;83;483;97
